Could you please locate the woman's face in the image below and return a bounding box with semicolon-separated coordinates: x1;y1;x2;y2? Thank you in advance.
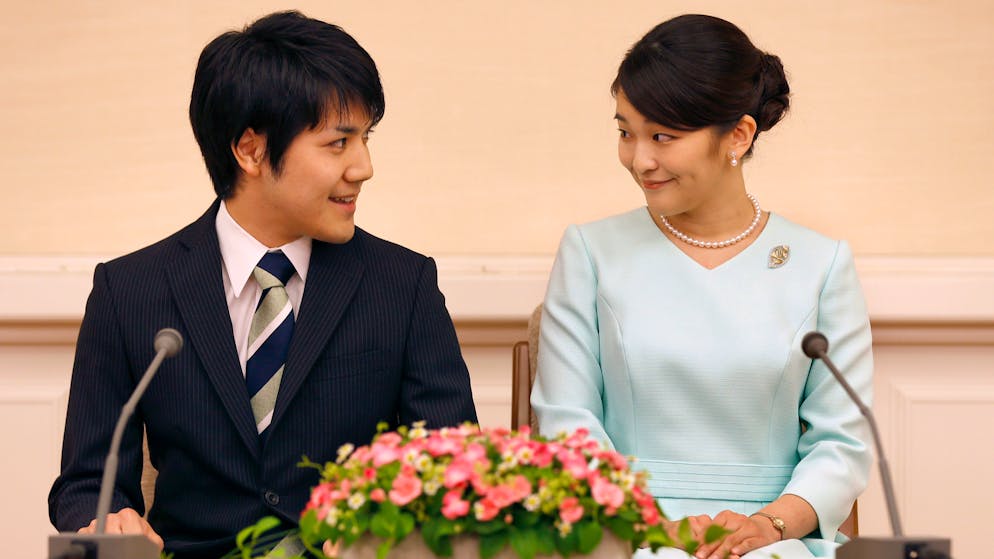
615;91;734;218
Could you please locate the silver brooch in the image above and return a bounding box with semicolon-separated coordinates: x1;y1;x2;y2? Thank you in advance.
768;245;790;268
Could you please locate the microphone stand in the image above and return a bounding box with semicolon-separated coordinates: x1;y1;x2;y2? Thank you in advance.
49;329;183;559
802;332;951;559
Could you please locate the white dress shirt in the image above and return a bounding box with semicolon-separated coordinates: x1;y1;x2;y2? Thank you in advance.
215;201;311;375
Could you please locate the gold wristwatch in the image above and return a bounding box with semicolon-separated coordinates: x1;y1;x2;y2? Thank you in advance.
751;512;786;539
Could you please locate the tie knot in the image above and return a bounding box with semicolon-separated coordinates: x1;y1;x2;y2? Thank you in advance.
253;251;296;288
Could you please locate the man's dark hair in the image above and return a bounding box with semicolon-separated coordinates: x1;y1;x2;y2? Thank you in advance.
189;10;385;198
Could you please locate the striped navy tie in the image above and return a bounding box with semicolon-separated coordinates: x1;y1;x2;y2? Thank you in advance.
246;251;296;434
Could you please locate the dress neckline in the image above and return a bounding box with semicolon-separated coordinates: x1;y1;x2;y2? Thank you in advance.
640;207;779;272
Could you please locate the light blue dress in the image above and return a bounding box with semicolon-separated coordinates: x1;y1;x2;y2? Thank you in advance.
531;208;873;559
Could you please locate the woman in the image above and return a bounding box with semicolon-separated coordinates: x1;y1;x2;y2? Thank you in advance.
531;14;873;559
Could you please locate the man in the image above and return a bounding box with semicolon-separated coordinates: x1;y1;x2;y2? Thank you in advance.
49;11;477;558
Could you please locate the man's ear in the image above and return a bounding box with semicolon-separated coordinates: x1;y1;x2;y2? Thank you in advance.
727;115;758;159
231;128;267;177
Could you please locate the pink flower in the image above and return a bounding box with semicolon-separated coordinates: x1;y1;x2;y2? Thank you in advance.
369;488;386;502
564;428;591;448
598;450;629;471
558;450;589;480
559;497;584;524
441;490;470;520
485;483;519;509
474;496;501;522
592;476;625;513
444;458;475;488
641;504;661;526
632;486;654;508
371;444;402;467
510;475;531;501
426;434;463;457
530;443;554;468
389;471;422;506
307;482;334;509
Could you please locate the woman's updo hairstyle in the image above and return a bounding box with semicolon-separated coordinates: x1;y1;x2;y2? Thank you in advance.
612;14;789;157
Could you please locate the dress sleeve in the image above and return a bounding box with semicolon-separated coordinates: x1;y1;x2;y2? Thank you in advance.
782;241;874;541
531;225;613;447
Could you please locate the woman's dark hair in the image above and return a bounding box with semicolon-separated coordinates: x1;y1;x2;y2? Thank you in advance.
189;11;386;198
612;14;789;157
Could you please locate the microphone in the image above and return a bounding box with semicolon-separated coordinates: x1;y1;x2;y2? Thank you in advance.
49;328;184;559
802;331;951;559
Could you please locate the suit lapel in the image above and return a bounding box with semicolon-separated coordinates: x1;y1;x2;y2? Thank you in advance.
270;237;364;431
166;201;260;459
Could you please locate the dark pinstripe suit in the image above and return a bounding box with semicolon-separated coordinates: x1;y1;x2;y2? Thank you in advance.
49;201;478;558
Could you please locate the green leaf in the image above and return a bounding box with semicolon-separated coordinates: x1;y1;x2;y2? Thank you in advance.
235;525;254;551
296;455;322;471
371;511;395;539
509;527;540;559
421;518;454;556
605;516;635;541
474;521;506;535
677;517;692;545
554;526;578;555
704;523;732;544
376;538;395;559
254;516;281;538
643;526;675;551
536;527;556;555
397;511;416;539
479;531;510;559
576;521;603;554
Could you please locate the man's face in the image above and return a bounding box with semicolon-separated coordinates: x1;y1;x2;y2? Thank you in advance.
238;107;375;246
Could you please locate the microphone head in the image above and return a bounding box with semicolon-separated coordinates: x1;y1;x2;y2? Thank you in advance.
154;328;184;358
801;331;829;358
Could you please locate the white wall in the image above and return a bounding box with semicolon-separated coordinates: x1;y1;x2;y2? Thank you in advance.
1;1;993;256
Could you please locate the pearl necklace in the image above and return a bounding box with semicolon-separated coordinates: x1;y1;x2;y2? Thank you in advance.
660;193;762;249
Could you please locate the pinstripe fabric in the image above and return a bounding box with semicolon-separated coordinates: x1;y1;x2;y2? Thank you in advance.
49;201;477;559
246;252;296;433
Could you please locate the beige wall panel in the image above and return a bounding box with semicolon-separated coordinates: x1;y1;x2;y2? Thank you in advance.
2;1;993;256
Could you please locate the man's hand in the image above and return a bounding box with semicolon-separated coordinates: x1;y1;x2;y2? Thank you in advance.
79;508;164;551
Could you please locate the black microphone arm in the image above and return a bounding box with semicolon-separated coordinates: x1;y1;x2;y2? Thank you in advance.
94;328;183;532
802;331;951;559
801;331;902;537
50;328;183;559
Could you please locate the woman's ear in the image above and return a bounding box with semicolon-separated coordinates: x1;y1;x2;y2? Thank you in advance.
727;115;758;162
231;128;268;177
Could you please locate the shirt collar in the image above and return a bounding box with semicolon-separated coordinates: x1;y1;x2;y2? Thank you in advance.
216;201;312;297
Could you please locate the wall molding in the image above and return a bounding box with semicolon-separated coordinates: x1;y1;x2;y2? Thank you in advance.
1;255;992;344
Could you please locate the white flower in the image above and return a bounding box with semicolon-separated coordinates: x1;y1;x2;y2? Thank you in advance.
414;454;433;472
517;447;534;463
407;427;428;440
324;507;341;526
523;494;542;512
336;443;355;464
555;520;573;537
424;480;441;496
347;493;366;510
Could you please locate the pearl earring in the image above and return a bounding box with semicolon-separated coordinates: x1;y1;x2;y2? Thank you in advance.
729;151;739;167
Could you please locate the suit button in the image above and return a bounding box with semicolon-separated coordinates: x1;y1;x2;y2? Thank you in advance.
264;490;280;506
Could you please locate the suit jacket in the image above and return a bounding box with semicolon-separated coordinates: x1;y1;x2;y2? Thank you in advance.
49;201;478;558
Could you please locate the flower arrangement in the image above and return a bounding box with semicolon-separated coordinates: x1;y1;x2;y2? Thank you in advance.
285;422;693;559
